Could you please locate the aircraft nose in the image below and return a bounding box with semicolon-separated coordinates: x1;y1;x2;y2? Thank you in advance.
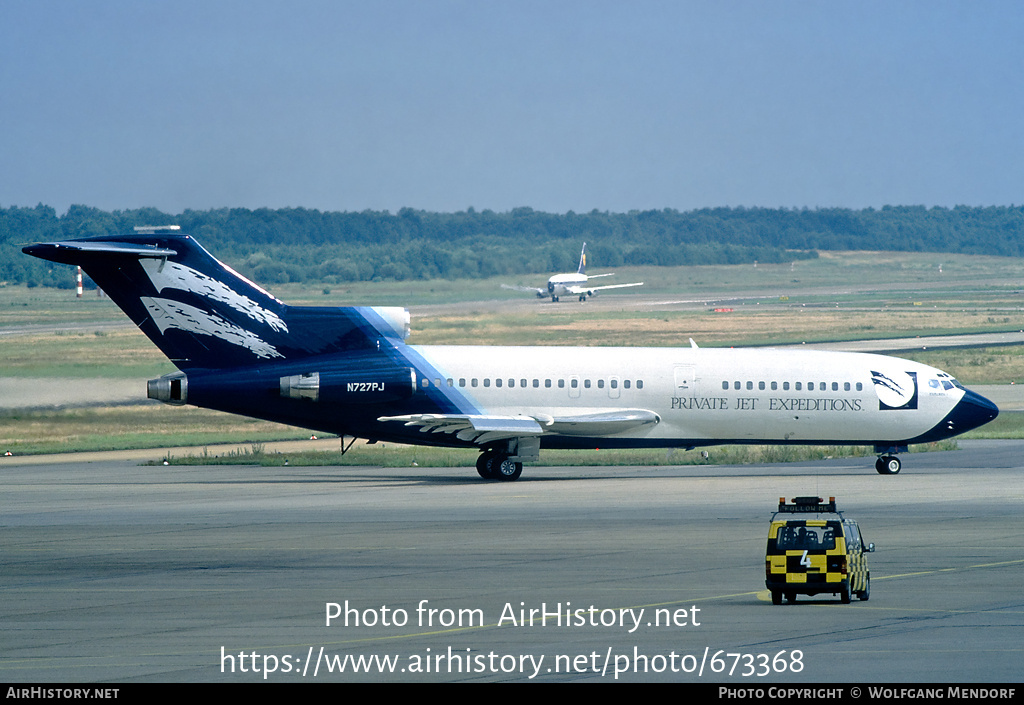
947;388;999;435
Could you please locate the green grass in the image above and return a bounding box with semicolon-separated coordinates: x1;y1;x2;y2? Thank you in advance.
896;347;1024;385
958;410;1024;439
0;405;310;455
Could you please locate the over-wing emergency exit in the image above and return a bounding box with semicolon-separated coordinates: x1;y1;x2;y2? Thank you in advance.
24;228;998;481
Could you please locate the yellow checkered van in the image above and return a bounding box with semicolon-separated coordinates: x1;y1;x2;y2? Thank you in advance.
765;496;874;605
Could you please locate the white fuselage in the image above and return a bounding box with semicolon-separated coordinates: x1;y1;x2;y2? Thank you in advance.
546;272;589;299
409;345;968;445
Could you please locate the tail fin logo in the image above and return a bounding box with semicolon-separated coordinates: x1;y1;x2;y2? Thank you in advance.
871;370;918;410
141;297;285;359
140;259;287;333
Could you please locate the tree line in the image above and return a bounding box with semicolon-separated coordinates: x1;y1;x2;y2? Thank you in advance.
3;203;1022;288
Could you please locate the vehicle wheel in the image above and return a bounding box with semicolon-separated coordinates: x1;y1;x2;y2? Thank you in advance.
858;576;870;601
494;457;523;482
476;451;497;479
840;584;851;604
785;592;796;603
876;456;901;474
771;591;782;605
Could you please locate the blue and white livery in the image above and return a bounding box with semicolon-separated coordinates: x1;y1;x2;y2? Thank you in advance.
24;230;998;481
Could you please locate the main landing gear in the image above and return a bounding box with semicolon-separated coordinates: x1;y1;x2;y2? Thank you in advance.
875;455;901;475
476;450;523;482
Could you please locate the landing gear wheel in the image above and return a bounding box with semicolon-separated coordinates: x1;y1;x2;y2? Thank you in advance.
857;576;870;601
476;451;497;479
494;457;523;482
876;456;901;474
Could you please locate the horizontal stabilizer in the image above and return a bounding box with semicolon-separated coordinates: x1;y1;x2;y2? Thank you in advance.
22;240;178;262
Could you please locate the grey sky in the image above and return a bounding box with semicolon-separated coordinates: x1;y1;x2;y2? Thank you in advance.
2;0;1022;215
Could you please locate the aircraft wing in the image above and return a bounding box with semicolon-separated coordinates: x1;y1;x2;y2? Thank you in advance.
565;281;644;295
500;284;547;297
378;409;659;445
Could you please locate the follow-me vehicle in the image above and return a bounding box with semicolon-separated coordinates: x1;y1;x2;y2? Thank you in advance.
23;228;998;481
766;496;873;604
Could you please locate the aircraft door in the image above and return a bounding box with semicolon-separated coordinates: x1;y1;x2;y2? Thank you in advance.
568;375;581;399
608;376;621;400
674;365;697;393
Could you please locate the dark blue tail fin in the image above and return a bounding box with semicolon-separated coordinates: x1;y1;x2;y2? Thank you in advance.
23;231;408;370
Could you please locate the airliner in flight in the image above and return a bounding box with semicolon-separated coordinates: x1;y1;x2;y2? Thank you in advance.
504;242;644;302
24;228;997;481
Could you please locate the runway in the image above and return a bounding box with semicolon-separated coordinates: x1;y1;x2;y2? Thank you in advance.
2;441;1022;683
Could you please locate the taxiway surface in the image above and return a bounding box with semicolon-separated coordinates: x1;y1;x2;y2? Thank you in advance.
2;442;1022;683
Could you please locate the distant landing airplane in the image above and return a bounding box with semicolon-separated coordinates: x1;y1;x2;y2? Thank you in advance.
23;228;998;481
504;242;644;302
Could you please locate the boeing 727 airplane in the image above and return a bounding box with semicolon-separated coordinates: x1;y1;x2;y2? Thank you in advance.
24;228;998;481
504;242;644;301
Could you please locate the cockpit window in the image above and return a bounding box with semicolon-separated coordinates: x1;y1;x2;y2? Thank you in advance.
933;373;965;391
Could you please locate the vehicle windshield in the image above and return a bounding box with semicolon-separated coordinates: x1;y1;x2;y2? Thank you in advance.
775;522;839;551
